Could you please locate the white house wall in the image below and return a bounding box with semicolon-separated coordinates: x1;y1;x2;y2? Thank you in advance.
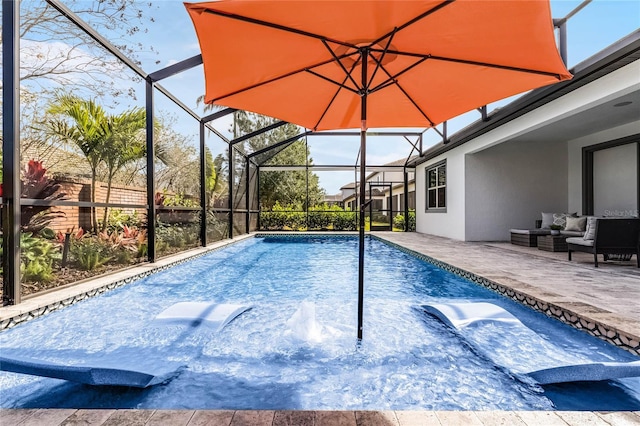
567;121;640;215
416;152;466;240
593;142;638;216
464;139;568;241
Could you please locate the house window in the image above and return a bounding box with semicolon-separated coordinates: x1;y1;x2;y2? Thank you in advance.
426;161;446;211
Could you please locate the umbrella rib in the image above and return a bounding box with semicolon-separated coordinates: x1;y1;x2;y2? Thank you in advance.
304;69;360;95
369;57;429;94
322;40;361;92
201;8;358;49
429;55;563;79
369;0;455;47
313;56;363;131
369;56;436;127
368;28;398;89
375;48;563;79
211;53;357;104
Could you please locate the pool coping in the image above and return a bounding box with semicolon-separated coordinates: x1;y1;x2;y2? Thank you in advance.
1;231;638;357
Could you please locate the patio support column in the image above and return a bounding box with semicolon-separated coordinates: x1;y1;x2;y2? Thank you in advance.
245;156;250;234
257;166;261;230
200;121;207;246
357;48;369;341
557;21;568;65
305;137;309;229
145;81;156;262
229;143;234;239
2;0;21;305
404;168;409;232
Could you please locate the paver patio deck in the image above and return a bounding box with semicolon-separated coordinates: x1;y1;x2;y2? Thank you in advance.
1;232;639;424
2;409;640;426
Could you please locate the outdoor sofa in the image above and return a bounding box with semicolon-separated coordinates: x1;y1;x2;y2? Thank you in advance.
510;213;585;247
567;218;640;268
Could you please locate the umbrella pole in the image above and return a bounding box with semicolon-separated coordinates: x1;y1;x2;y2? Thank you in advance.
357;49;368;342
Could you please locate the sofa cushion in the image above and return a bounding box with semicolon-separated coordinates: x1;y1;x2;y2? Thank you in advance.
565;216;587;232
560;230;584;237
566;237;594;247
510;229;552;235
552;213;568;228
540;212;555;229
583;216;598;240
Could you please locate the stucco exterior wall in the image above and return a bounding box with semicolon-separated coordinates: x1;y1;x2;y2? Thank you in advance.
567;121;640;215
416;153;466;240
464;139;568;241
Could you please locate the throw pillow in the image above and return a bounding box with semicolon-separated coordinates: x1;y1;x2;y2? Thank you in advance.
583;216;598;240
540;212;555;229
565;216;587;232
552;213;568;228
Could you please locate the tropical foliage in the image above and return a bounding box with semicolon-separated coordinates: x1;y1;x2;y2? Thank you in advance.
20;160;67;233
46;94;147;232
260;203;357;231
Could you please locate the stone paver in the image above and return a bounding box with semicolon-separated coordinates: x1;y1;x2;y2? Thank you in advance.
187;410;235;426
147;410;194;426
60;409;116;425
316;411;358;426
355;411;399;426
229;410;275;426
473;411;526;426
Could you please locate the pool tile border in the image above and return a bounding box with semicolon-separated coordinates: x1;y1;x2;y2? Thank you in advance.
374;235;640;357
0;236;253;331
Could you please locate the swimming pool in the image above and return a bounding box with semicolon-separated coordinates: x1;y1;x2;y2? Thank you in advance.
1;235;639;410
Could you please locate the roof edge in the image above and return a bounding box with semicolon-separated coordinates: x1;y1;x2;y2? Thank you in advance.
411;29;640;167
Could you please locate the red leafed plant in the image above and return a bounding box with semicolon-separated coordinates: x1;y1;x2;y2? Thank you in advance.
21;160;67;233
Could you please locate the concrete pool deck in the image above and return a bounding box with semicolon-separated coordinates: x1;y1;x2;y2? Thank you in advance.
1;232;639;423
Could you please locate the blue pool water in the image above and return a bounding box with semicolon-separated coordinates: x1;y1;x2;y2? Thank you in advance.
1;235;639;410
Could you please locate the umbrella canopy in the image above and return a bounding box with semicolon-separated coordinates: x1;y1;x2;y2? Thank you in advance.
185;0;571;131
185;0;571;340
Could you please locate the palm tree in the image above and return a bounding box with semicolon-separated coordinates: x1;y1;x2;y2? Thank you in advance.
100;107;147;230
47;95;108;233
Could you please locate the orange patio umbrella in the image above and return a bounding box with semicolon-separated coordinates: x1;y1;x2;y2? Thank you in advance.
185;0;571;340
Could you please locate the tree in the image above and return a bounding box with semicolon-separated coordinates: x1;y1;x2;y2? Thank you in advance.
233;112;324;210
6;0;158;101
99;107;147;230
46;94;109;233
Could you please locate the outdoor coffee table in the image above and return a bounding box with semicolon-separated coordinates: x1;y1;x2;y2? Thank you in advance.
537;235;568;252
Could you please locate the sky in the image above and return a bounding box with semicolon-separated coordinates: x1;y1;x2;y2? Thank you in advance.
57;0;640;194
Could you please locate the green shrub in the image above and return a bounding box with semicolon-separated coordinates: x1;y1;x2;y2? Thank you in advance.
307;206;332;230
39;227;57;239
156;222;200;250
393;214;405;230
71;238;113;271
104;209;142;233
333;210;358;231
19;233;60;282
393;210;416;231
260;202;305;230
